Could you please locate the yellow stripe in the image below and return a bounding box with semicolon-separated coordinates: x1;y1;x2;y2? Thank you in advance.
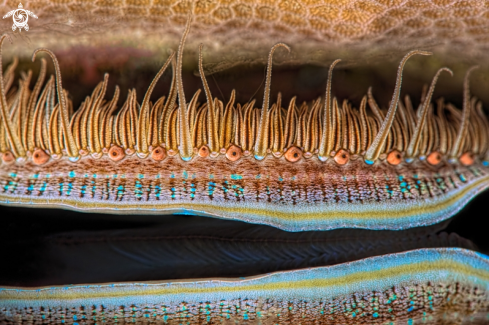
0;173;488;223
2;259;488;301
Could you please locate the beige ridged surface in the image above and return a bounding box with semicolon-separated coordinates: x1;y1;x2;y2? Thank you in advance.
0;0;489;65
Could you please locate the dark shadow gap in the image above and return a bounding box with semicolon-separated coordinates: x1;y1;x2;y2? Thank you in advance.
0;189;487;287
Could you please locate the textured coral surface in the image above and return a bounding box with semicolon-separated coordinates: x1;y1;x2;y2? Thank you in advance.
1;0;489;63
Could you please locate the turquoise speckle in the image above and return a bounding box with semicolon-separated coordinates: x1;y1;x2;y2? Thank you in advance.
231;174;243;180
483;161;489;167
373;312;378;318
364;159;374;165
69;171;75;178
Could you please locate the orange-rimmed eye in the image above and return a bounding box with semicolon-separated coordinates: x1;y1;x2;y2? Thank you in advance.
108;146;125;162
387;150;402;166
284;147;302;162
334;149;349;165
226;145;242;161
459;152;474;166
32;149;50;165
198;145;210;158
151;146;166;161
2;151;14;164
427;152;442;166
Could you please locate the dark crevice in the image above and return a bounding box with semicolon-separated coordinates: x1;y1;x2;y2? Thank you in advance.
12;52;488;116
0;189;487;287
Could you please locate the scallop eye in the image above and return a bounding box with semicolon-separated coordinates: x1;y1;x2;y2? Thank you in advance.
459;152;474;166
198;146;209;158
284;147;302;163
226;145;242;162
1;151;14;164
108;146;125;162
151;146;166;161
334;149;349;165
32;149;50;165
427;152;442;166
387;150;402;166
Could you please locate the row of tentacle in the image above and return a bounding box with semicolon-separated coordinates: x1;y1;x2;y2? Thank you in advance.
0;21;487;168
